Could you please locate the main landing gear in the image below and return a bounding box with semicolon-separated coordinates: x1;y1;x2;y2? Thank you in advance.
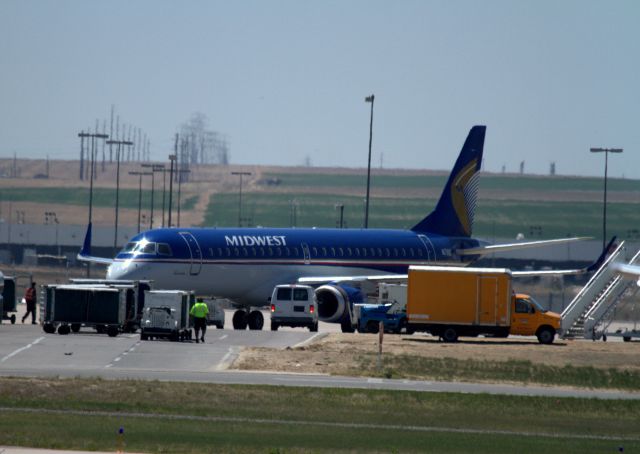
232;309;264;330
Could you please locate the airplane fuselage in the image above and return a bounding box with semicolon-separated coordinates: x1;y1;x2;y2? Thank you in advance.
107;227;482;306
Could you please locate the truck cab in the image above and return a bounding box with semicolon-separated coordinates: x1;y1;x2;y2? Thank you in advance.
270;284;318;332
510;293;561;344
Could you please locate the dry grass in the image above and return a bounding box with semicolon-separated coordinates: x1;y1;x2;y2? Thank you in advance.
234;333;640;385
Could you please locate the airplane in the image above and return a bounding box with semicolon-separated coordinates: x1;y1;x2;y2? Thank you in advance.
613;263;640;286
79;125;594;331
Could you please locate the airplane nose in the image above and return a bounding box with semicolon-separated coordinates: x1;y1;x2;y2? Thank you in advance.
107;262;128;280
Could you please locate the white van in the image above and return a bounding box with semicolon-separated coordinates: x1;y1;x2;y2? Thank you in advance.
270;284;318;332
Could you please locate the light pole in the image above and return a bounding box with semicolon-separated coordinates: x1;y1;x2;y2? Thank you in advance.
129;171;152;233
168;154;176;227
231;171;251;227
107;138;133;248
78;132;109;226
364;94;374;229
161;166;167;227
142;163;164;229
290;199;298;227
335;203;344;228
176;168;191;228
45;211;60;256
590;147;623;250
79;131;108;277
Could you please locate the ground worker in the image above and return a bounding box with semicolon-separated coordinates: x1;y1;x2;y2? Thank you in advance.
22;281;37;324
190;298;209;343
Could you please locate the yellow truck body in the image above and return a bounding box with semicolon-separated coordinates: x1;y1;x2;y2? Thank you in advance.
406;266;561;344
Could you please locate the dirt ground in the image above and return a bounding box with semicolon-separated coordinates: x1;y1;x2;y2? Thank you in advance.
233;332;640;376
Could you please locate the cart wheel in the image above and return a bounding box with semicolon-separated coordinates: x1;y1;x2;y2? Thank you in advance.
106;326;119;337
10;314;16;325
43;323;56;334
58;325;71;335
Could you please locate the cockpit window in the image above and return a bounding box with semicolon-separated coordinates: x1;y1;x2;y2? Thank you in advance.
157;243;172;256
139;242;156;254
122;242;137;253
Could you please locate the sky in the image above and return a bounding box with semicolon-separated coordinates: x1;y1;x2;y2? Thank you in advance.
1;0;639;178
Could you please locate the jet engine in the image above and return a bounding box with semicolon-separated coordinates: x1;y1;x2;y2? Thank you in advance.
315;284;364;331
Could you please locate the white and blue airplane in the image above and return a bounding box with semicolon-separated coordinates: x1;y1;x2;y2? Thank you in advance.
79;126;596;331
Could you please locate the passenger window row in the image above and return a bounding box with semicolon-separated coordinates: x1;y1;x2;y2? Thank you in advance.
206;246;424;259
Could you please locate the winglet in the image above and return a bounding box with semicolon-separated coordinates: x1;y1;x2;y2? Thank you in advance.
586;236;617;273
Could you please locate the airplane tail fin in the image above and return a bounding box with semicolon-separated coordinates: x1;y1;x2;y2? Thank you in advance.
411;125;486;237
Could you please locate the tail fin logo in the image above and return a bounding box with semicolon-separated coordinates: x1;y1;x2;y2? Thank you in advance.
410;125;485;237
451;158;480;237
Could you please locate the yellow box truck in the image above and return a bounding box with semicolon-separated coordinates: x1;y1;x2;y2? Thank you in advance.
406;266;561;344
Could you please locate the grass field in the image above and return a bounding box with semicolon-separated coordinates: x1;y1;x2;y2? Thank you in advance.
357;355;640;390
266;172;640;192
0;378;638;453
203;192;638;238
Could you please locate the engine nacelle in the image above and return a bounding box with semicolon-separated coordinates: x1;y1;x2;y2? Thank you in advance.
315;284;364;323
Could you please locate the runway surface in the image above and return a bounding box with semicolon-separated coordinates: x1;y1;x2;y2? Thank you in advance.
1;320;639;400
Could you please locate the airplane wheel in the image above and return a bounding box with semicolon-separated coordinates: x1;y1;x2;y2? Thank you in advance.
248;310;264;330
232;310;248;330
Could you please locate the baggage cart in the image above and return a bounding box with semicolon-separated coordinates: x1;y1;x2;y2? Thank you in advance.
140;290;195;341
68;279;152;332
1;276;17;325
42;284;128;337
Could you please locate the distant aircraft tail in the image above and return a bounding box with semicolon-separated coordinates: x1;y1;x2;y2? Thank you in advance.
411;125;486;237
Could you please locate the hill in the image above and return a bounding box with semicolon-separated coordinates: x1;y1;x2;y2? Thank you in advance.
0;158;638;240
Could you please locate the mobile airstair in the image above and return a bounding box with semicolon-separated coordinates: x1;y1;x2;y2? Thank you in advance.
561;242;640;340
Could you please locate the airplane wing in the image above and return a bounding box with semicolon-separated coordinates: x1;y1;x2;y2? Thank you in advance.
298;274;408;285
490;237;614;277
612;263;640;285
298;237;614;285
456;237;591;256
76;223;114;266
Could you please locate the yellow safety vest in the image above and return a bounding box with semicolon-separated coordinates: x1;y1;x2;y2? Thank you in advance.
190;302;209;319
